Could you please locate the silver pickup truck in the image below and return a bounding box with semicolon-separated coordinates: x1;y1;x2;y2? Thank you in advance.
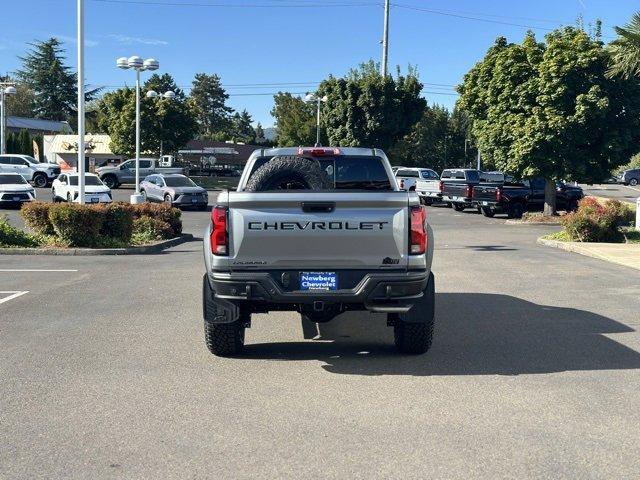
202;147;435;357
95;158;183;189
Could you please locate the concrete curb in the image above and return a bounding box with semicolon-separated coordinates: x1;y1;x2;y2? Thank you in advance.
0;234;195;256
506;219;561;226
537;237;640;271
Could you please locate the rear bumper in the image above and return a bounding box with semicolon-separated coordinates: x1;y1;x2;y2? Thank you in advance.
207;269;429;314
443;195;472;204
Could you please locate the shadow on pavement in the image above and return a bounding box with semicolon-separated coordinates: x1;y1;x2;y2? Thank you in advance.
241;293;640;376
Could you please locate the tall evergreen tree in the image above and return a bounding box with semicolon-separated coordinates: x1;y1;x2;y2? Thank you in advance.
16;38;76;121
15;38;99;122
189;73;234;137
230;110;256;144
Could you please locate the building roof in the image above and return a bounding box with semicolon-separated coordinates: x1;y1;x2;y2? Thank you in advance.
45;134;115;155
7;116;70;133
184;140;261;164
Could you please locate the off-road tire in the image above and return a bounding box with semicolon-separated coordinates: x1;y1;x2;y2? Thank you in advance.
508;202;525;219
452;204;465;212
393;272;435;355
32;173;48;188
245;155;332;192
481;207;495;218
204;321;245;357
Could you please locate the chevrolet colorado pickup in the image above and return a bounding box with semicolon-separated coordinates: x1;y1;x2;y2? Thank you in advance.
202;147;435;357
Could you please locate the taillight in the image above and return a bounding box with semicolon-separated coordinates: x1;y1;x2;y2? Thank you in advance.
210;206;228;255
465;185;473;198
409;206;427;255
438;180;444;193
496;187;503;202
297;147;341;156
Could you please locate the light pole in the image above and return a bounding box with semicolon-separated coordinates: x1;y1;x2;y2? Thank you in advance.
0;84;17;155
304;93;328;147
146;90;175;158
117;56;159;204
381;0;390;76
77;0;86;203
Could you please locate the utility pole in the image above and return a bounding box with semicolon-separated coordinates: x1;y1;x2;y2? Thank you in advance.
381;0;390;76
477;150;482;171
0;81;17;155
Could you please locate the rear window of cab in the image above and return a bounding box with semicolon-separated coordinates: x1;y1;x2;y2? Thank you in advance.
245;155;393;191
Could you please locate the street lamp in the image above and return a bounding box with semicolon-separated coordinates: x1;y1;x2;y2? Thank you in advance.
304;93;328;147
116;55;159;204
146;90;175;157
0;85;17;155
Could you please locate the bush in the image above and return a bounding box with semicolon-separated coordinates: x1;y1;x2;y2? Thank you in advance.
48;203;105;247
561;197;629;242
0;217;40;248
130;203;182;237
21;202;54;235
99;202;134;242
132;216;174;245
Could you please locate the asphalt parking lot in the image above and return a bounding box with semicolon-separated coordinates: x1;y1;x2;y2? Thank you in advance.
2;195;640;478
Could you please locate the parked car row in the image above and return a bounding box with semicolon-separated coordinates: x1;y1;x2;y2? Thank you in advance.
394;167;584;218
0;154;60;187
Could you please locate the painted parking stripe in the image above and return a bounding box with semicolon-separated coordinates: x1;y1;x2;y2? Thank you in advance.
0;291;29;305
0;269;78;272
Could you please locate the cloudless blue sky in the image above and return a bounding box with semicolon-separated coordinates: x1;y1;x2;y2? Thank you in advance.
0;0;637;127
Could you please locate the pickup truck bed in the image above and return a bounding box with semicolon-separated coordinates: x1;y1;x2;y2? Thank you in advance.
202;147;435;357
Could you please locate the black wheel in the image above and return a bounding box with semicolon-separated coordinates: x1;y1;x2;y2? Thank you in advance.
566;199;579;212
393;272;435;355
481;207;495;217
140;189;148;202
102;175;118;189
452;204;465;212
508;203;524;219
245;155;332;192
52;189;59;203
32;173;48;188
630;178;638;187
202;274;247;356
67;192;72;203
204;321;246;357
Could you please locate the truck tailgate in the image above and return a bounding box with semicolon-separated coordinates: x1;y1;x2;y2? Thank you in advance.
225;192;410;270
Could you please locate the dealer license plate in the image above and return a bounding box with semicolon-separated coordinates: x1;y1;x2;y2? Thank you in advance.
300;272;337;291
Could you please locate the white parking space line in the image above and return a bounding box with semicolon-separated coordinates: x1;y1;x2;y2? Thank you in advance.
0;269;78;272
0;291;29;305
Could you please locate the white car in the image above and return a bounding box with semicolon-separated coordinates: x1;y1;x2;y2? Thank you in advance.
52;173;112;204
395;167;439;191
0;154;61;187
0;173;36;205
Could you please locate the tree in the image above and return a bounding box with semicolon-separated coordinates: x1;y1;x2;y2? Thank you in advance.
0;76;35;118
255;122;265;143
457;28;640;214
15;38;98;122
229;110;256;144
607;12;640;79
317;61;426;151
97;74;197;156
17;129;32;156
189;73;234;138
271;92;317;146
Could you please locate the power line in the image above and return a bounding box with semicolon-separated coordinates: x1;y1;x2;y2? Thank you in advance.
91;0;380;7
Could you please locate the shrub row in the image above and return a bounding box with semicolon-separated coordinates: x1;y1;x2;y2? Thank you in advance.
561;197;634;242
20;202;182;248
0;217;40;248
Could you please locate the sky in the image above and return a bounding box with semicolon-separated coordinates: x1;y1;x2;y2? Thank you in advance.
0;0;637;128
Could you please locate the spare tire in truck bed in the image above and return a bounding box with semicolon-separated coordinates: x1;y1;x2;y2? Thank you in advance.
245;155;332;191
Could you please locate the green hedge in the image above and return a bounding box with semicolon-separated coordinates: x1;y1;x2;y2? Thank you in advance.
18;202;182;248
